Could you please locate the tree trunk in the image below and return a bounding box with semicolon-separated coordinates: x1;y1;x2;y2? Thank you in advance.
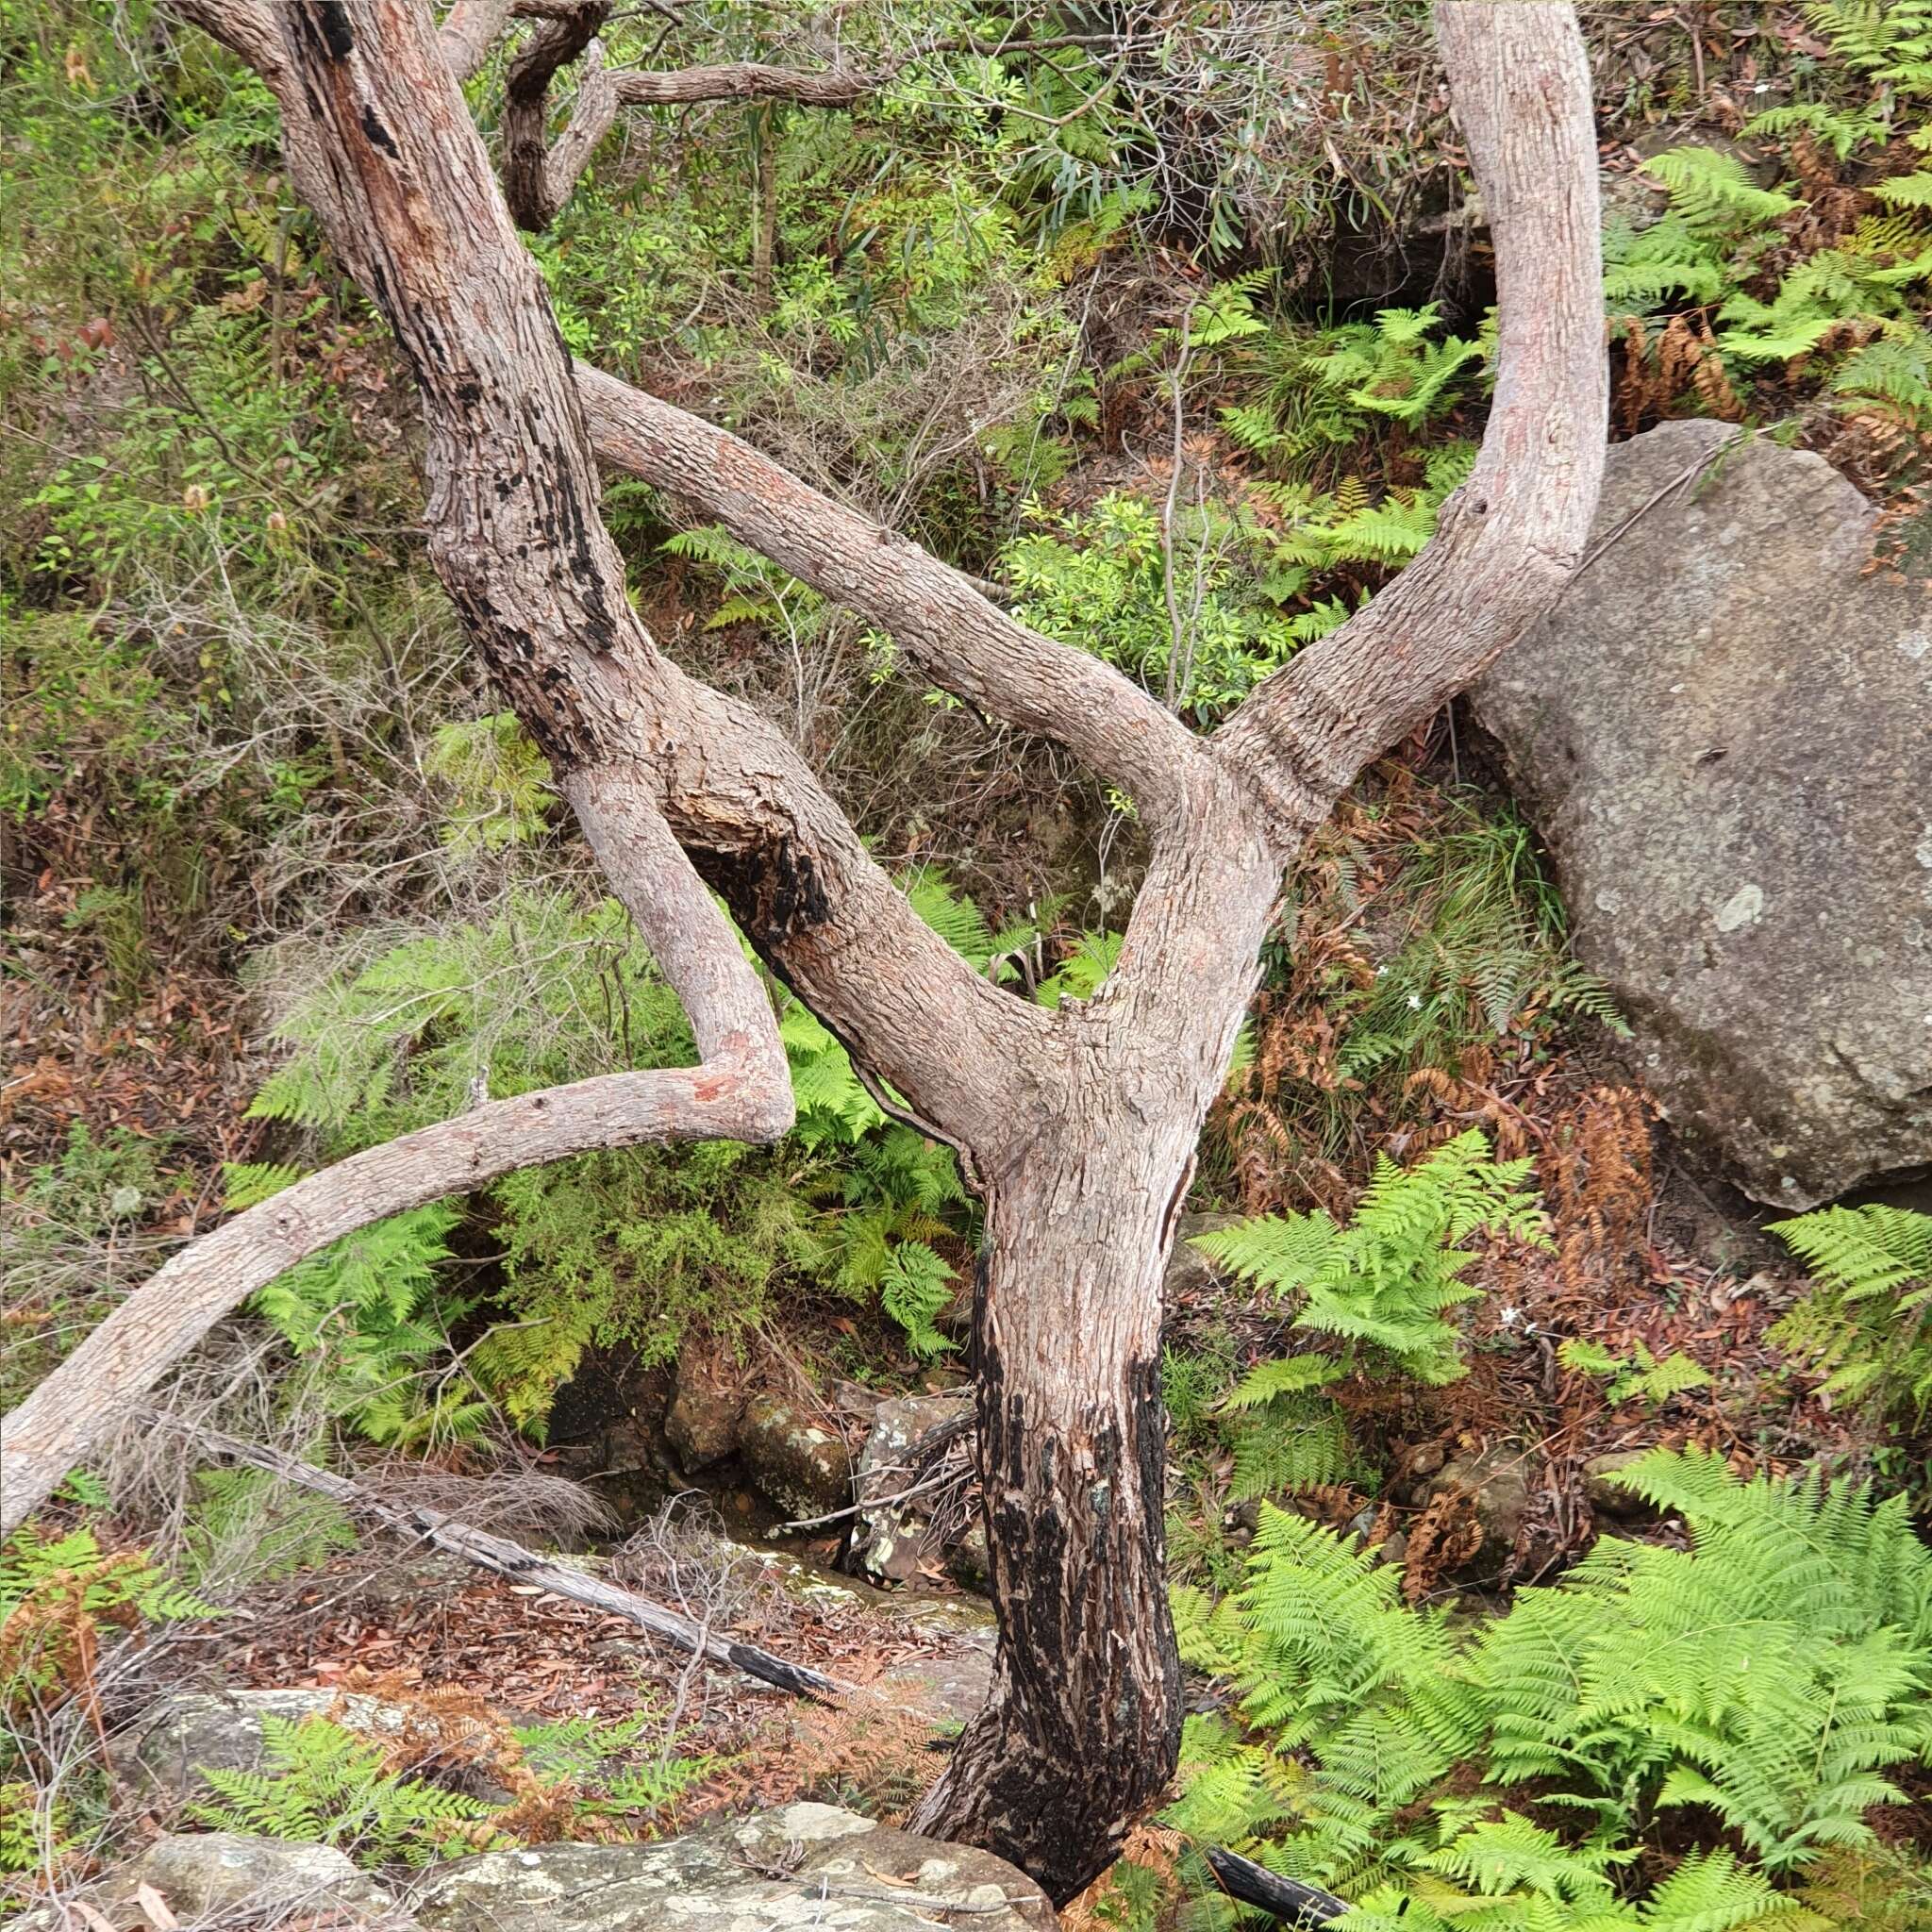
923;1160;1179;1899
912;981;1255;1899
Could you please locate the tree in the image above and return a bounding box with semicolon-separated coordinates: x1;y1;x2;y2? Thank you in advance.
0;0;1606;1899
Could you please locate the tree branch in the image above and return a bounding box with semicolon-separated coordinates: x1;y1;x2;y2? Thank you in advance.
503;4;621;231
1210;0;1607;854
573;364;1207;830
0;797;792;1541
440;0;519;81
609;58;874;107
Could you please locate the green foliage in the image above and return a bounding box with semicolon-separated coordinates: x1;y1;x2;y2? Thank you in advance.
424;714;555;855
188;1708;708;1865
237;868;1008;1434
1317;807;1626;1092
1609;102;1932;434
1200;1130;1545;1392
1;1526;220;1780
1192;1133;1540;1504
1801;0;1932;94
1557;1337;1715;1408
248;1201;475;1444
1001;491;1299;722
510;1709;713;1819
1770;1204;1932;1433
1219;302;1487;473
1168;1449;1932;1918
0;615;191;825
190;1715;496;1867
183;1466;357;1584
0;1526;218;1653
0;1123;173;1411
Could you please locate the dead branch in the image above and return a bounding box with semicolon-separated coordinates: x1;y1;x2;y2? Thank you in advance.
164;1419;854;1701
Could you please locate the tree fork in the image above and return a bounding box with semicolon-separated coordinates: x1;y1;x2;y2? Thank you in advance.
10;0;1607;1903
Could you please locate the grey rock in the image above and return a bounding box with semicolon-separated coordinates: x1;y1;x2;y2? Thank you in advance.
874;1643;996;1727
665;1349;746;1471
740;1393;854;1520
408;1803;1055;1930
1165;1212;1244;1304
850;1393;972;1584
947;1520;991;1592
1584;1448;1660;1522
1423;1441;1537;1572
9;1832;407;1930
1474;419;1932;1206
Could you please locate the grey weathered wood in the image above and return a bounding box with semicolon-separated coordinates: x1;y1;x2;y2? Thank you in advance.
171;1420;851;1699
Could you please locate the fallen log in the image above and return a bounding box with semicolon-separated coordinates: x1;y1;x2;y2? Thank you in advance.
1203;1847;1349;1925
165;1418;851;1702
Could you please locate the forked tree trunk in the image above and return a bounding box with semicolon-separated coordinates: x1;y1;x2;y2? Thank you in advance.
8;0;1606;1904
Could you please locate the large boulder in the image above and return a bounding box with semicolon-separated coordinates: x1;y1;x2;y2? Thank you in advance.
1474;419;1932;1206
408;1802;1055;1930
8;1833;408;1930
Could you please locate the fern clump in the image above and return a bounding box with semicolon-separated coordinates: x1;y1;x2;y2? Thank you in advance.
237;869;1012;1436
1167;1448;1932;1920
1200;1129;1545;1394
1190;1132;1541;1504
1769;1204;1932;1437
191;1714;497;1867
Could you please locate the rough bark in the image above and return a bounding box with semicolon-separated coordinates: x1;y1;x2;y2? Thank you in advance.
14;0;1607;1903
502;1;617;232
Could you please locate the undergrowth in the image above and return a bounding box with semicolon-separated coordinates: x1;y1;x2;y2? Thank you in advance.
1156;1447;1932;1927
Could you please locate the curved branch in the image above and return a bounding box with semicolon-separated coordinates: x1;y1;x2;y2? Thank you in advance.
504;6;621;231
1211;0;1607;854
441;0;519;82
0;784;794;1541
574;363;1207;829
0;1064;782;1541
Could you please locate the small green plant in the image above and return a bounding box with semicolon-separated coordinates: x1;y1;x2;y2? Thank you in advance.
511;1709;712;1820
1169;1448;1932;1917
424;713;555;855
235;871;1011;1436
1191;1132;1541;1502
2;1527;219;1773
190;1715;496;1866
1222;303;1488;474
1557;1336;1714;1407
1769;1203;1932;1431
1000;491;1299;721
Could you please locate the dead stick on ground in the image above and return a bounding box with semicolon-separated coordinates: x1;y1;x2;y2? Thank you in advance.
163;1418;853;1702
